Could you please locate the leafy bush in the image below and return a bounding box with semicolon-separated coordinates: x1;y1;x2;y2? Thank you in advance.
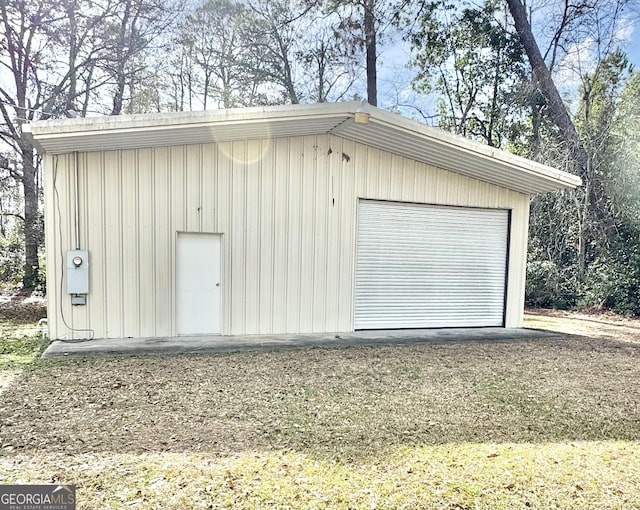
580;252;640;315
0;226;24;289
0;222;46;292
525;259;580;309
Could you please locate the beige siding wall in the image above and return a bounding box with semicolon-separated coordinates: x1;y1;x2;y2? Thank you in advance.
44;134;529;339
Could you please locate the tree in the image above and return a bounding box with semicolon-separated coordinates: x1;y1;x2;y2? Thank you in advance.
177;0;270;109
246;0;317;104
614;69;640;220
243;0;362;105
330;0;391;106
0;0;83;289
98;0;176;115
0;0;176;289
408;0;529;147
505;0;590;174
363;0;376;105
297;24;360;103
506;0;633;278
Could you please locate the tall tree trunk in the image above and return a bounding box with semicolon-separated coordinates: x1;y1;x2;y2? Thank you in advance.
505;0;589;175
364;0;377;106
111;0;132;115
530;97;542;157
81;63;94;116
65;0;78;112
111;68;126;115
20;140;39;290
272;23;298;104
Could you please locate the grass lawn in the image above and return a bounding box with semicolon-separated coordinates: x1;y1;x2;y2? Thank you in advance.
1;306;640;509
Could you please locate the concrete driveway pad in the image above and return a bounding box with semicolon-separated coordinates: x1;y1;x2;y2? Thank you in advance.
42;327;557;358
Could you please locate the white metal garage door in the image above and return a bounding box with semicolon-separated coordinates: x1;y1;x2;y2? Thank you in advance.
355;200;509;329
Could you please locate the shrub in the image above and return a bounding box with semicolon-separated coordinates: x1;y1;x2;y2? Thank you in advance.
0;226;24;289
525;259;580;309
581;253;640;315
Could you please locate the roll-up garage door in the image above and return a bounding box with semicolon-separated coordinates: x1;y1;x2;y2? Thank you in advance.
355;200;509;329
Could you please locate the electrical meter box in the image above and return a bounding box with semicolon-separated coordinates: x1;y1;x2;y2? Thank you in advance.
67;250;89;295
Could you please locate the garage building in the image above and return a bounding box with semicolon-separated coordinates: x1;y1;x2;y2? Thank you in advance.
25;101;581;340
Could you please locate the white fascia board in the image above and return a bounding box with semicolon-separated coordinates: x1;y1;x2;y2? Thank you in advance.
356;104;582;190
24;101;361;139
24;101;581;193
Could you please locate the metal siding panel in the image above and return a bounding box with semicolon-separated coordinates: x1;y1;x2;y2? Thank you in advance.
324;136;341;332
121;150;139;337
201;144;216;232
137;148;156;337
68;154;81;330
103;151;123;337
72;153;90;331
355;200;509;329
63;154;76;334
432;165;445;203
448;171;460;204
271;138;289;333
216;143;233;334
84;152;106;338
153;147;172;336
230;141;247;334
312;135;329;331
49;133;529;339
505;197;529;327
186;145;202;232
364;145;380;197
258;139;275;333
337;137;357;331
285;137;303;332
389;152;403;200
403;157;418;202
171;146;186;233
299;136;317;332
59;154;75;333
44;155;60;338
169;146;186;335
244;140;261;334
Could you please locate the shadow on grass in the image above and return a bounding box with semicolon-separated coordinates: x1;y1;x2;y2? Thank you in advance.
1;334;640;461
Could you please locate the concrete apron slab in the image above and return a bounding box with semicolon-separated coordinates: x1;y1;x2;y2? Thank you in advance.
42;328;557;358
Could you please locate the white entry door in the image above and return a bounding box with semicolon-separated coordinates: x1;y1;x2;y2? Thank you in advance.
176;233;221;335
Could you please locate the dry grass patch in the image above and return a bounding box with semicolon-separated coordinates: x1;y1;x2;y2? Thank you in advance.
1;441;639;509
0;317;48;394
1;310;640;508
525;308;640;344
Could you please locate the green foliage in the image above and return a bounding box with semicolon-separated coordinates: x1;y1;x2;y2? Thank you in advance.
0;330;46;357
0;225;25;289
525;259;579;309
527;51;640;315
407;0;529;147
579;227;640;315
176;0;268;109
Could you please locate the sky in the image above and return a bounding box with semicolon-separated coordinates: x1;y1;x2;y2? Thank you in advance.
374;3;640;123
623;23;640;68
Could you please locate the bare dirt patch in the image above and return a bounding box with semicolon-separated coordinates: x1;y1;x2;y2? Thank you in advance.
0;294;46;323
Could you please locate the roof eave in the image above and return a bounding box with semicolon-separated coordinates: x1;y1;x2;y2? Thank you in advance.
25;101;581;194
333;110;582;194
